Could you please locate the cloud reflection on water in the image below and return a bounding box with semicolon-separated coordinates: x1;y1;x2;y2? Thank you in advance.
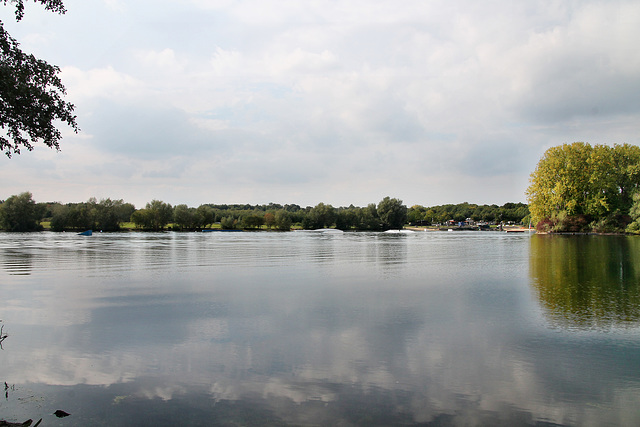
0;232;639;426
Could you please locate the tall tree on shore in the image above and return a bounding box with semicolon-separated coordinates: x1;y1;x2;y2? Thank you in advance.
377;196;407;230
146;199;173;231
303;202;336;229
0;191;40;231
526;142;640;229
1;0;78;157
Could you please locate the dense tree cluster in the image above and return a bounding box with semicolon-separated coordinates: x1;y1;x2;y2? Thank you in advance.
206;197;408;231
407;202;529;225
527;142;640;232
0;191;42;231
46;197;134;231
0;193;136;232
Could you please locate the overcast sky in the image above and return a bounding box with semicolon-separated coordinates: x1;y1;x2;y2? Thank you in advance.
1;0;639;208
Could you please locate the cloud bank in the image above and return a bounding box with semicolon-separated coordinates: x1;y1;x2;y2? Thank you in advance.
1;0;639;207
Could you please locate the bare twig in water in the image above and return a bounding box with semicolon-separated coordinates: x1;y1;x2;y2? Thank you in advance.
0;324;7;349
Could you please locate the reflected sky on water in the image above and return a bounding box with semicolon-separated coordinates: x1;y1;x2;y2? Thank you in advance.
0;231;639;426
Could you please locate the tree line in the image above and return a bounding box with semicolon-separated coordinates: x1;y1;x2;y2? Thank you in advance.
407;202;529;225
0;193;530;232
0;194;407;232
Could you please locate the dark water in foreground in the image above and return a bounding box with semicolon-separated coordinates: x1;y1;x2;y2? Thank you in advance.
0;231;639;426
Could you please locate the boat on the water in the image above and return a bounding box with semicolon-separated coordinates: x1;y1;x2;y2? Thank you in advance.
78;230;92;236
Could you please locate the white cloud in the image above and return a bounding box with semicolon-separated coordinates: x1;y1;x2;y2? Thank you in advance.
103;0;127;13
62;66;143;102
135;48;184;73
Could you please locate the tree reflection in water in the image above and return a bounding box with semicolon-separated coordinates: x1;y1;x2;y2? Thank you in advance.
529;235;640;329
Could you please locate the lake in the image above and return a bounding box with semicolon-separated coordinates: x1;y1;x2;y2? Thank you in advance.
1;231;639;426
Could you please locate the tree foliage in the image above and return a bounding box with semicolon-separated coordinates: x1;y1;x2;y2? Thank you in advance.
1;192;537;232
3;1;67;21
263;212;275;229
143;200;173;230
526;142;640;232
357;203;381;230
220;216;237;230
1;0;78;156
377;196;407;230
0;191;40;231
302;202;336;229
173;204;199;230
626;193;640;234
241;214;264;229
407;202;529;225
47;198;133;231
274;210;292;231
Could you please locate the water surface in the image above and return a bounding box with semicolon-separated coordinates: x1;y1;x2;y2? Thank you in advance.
0;231;639;426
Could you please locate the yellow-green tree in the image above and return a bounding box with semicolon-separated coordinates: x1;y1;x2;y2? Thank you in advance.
611;143;640;210
527;142;640;230
626;193;640;233
526;142;592;223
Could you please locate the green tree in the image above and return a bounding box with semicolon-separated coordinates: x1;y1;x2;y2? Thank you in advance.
173;204;199;230
423;208;437;225
610;144;640;212
0;191;40;231
356;203;381;230
626;193;640;234
274;210;292;231
131;209;152;229
377;196;407;230
500;202;530;223
526;142;640;231
1;0;78;156
407;205;427;224
335;206;358;230
220;216;237;230
196;205;215;228
95;198;129;231
67;202;95;230
303;202;336;229
49;203;69;231
242;214;264;229
49;200;99;231
144;200;173;231
116;201;136;223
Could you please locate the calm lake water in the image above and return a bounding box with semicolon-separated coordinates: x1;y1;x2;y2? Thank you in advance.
1;231;639;426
